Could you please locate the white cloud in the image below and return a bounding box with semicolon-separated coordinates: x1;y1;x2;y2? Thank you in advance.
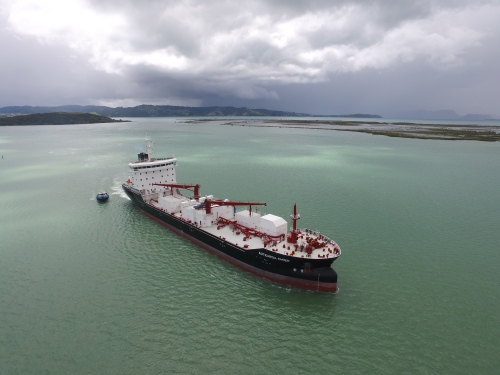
2;0;500;100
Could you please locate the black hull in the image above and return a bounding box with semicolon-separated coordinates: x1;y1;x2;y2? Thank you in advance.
122;184;339;292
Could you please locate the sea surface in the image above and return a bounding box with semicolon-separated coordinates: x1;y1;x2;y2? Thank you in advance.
1;118;499;374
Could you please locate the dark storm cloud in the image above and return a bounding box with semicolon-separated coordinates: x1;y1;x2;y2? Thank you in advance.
1;0;499;115
0;29;118;106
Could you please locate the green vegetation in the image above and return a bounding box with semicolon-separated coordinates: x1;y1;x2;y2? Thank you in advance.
348;128;500;142
0;112;128;126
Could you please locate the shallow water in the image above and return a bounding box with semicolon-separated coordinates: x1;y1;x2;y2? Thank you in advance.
1;119;499;374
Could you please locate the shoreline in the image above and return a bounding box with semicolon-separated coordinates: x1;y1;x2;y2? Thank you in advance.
200;119;500;142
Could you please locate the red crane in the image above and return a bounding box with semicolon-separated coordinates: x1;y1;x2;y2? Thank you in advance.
152;183;200;200
204;199;266;214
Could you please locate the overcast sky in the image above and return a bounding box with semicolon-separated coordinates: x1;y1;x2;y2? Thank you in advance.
1;0;499;116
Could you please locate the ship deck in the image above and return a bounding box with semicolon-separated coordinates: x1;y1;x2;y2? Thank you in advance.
153;202;341;260
124;179;341;261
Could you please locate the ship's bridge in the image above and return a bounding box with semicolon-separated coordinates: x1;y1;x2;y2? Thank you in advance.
127;136;178;193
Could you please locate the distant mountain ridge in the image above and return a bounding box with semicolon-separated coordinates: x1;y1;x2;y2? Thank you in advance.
0;104;382;118
395;109;495;121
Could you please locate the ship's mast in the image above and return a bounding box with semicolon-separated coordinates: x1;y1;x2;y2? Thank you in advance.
288;203;301;243
145;134;154;161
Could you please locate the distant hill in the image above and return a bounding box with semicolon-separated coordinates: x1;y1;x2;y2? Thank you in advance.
0;104;382;118
329;113;382;118
0;112;127;126
395;110;495;121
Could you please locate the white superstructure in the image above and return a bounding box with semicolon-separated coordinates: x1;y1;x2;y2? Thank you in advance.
127;135;177;195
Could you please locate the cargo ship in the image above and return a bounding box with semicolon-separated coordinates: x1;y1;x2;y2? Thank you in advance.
122;136;341;292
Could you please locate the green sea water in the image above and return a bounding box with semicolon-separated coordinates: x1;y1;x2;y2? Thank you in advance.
1;118;499;374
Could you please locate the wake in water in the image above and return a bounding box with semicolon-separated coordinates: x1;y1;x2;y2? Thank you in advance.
111;178;130;200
